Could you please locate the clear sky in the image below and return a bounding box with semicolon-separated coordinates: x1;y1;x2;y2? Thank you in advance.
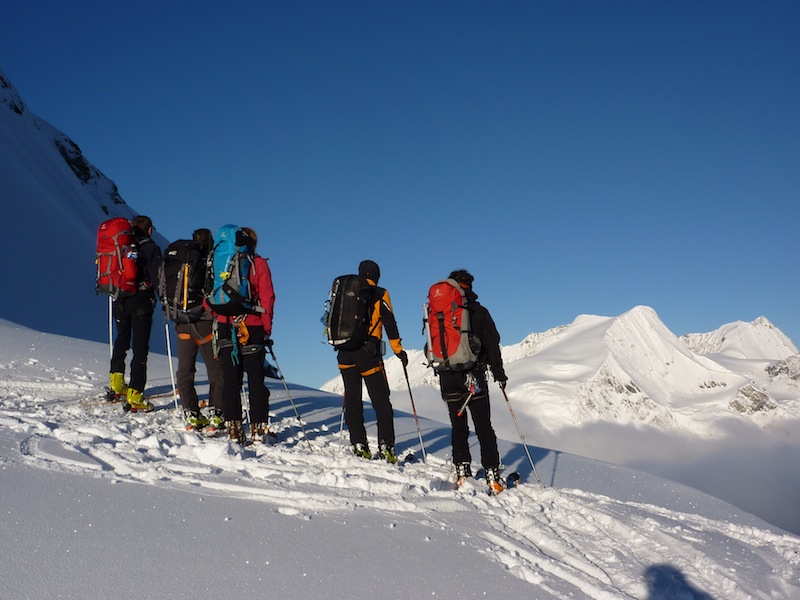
3;1;798;387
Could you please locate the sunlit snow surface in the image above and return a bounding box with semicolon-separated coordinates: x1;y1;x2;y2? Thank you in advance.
0;320;798;600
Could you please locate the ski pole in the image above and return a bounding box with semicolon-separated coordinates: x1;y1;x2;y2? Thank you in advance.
267;344;313;451
164;319;179;410
337;395;346;454
241;384;251;426
108;297;114;360
499;384;541;484
401;363;427;463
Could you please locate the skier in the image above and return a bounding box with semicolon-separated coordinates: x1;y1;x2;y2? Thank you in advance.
109;215;162;412
436;269;508;494
336;260;408;463
165;228;226;431
212;227;275;444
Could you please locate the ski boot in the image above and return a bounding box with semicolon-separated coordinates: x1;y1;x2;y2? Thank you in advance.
455;462;472;487
206;409;225;434
125;388;154;413
378;443;398;465
486;466;506;496
106;372;128;402
184;409;209;431
353;442;372;459
227;420;247;445
250;422;267;444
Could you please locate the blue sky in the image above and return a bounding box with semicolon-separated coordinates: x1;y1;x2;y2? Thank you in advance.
3;1;798;387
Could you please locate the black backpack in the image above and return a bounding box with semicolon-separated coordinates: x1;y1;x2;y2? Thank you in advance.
158;239;207;323
324;275;375;351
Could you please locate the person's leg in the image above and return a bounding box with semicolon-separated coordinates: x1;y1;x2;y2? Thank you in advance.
362;366;394;448
468;394;500;470
242;327;269;424
446;399;472;466
217;323;244;423
440;370;473;468
196;321;224;412
110;299;132;375
175;323;199;411
339;350;367;447
128;297;154;393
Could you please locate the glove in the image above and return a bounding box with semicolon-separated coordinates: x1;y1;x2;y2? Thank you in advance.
493;368;507;390
264;335;274;349
396;350;408;368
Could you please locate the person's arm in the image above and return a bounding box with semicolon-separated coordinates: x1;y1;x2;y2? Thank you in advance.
378;289;406;364
476;305;506;383
254;257;275;335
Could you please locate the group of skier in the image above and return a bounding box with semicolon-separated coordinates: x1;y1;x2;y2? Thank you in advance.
99;217;510;493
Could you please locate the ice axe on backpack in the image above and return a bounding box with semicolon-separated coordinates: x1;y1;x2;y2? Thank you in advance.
456;372;480;417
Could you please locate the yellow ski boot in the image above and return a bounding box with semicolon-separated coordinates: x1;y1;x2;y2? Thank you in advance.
125;388;154;413
107;372;129;401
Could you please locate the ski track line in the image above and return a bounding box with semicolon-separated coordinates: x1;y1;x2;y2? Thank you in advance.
456;483;632;599
0;379;95;392
7;400;470;515
530;487;791;600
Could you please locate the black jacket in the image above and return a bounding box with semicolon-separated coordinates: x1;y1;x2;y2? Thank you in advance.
134;232;162;298
466;289;506;382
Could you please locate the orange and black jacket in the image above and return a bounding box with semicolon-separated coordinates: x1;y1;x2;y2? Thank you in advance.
365;279;403;355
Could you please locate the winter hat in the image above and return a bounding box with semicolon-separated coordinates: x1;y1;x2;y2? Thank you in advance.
448;269;474;289
359;260;381;283
192;228;213;253
240;227;257;251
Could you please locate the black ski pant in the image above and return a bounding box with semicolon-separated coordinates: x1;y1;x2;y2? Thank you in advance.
440;369;500;470
175;320;224;413
216;323;270;424
110;293;155;393
338;345;395;448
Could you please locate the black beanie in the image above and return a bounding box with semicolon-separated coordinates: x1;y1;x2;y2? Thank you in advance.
448;269;474;289
359;260;381;283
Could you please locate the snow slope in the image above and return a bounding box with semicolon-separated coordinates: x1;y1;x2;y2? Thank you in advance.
0;319;798;599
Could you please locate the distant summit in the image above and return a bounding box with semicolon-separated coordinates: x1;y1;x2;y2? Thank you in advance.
680;316;798;360
325;305;800;442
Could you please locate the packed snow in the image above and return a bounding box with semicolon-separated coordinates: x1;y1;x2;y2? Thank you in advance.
0;319;798;599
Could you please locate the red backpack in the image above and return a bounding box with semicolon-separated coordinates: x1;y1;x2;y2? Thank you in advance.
96;217;138;299
424;278;479;371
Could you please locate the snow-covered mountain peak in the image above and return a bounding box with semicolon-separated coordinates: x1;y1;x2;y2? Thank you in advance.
0;69;26;115
0;69;147;343
680;315;798;360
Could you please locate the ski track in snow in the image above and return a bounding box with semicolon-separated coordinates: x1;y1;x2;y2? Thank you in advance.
1;366;799;600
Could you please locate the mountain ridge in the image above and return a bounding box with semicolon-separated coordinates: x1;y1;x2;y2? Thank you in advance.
325;306;799;437
0;69;164;345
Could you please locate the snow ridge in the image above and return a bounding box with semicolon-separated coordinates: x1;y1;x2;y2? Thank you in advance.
681;315;798;360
